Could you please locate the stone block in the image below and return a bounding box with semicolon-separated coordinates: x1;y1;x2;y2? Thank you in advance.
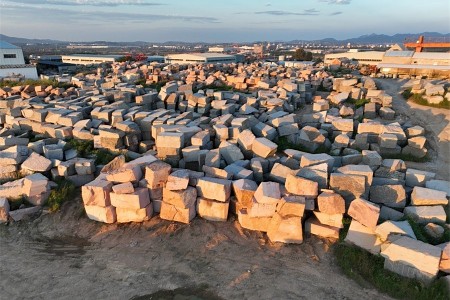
375;220;416;242
196;197;229;222
369;184;406;208
313;211;343;228
411;186;448;206
85;205;116;223
252;137;277;158
305;217;340;239
276;196;305;217
232;179;258;208
112;182;134;194
381;236;441;282
145;161;172;189
267;213;303;244
163;186;197;208
317;191;345;214
404;205;446;224
329;173;367;203
21;152;52;172
348;198;380;230
116;205;153;223
237;209;271;232
405;168;435;187
285;174;318;198
106;165;142;183
160;201;196;224
0;197;9;223
82;178;113;207
219;141;244;164
110;187;150;210
345;220;382;254
165;169;190;191
196;177;232;202
254;181;281;204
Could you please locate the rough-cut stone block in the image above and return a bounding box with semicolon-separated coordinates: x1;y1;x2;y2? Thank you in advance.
405;168;435;187
285;174;318;198
110;187;150;210
317;191;345;214
165;169;190;191
196;197;229;221
276;196;305;217
106;165;142;183
82;178;113;207
381;236;441;282
145;161;172;189
196;177;232;202
0;197;9;223
160;201;196;224
329;173;367;203
163;186;197;208
112;182;134;194
305;217;340;239
267;213;303;244
345;220;382;254
116;205;153;223
232;179;258;208
21;152;52;172
404;205;447;224
411;187;448;206
254;181;281;204
237;209;271;232
348;198;380;230
369;184;406;208
85;205;116;223
375;220;416;242
252;137;277;158
313;211;343;228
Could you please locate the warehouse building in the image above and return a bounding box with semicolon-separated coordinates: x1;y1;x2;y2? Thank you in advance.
324;50;385;66
165;53;236;64
61;54;122;65
0;41;38;79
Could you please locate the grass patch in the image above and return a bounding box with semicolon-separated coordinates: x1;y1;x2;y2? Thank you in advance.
135;79;168;92
405;217;450;245
402;88;450;110
0;78;75;89
46;179;76;212
345;98;370;109
277;136;329;154
334;243;450;300
67;139;119;165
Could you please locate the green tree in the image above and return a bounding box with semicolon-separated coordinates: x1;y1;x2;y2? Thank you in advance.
293;48;313;61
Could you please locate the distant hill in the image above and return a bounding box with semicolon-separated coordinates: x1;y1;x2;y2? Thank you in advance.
0;34;65;45
302;32;450;45
1;32;449;45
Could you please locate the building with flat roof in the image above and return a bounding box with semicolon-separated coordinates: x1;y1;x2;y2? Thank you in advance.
324;50;385;66
61;54;122;65
0;41;38;79
165;53;236;64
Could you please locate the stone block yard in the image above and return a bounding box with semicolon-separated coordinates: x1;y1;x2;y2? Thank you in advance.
0;60;449;299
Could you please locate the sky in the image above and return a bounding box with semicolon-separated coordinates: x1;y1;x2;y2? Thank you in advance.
0;0;449;42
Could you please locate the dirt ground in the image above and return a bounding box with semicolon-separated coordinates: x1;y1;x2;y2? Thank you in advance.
0;78;447;300
0;198;392;300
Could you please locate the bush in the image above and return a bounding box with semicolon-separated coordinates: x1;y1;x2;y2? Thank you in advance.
67;138;118;165
345;98;370;109
46;179;76;212
334;243;450;300
402;88;449;110
0;78;75;89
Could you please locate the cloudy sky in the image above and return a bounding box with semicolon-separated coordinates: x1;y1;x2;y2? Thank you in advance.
0;0;448;42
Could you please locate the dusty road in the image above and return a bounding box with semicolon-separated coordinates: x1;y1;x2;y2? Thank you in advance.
0;200;391;300
374;78;450;180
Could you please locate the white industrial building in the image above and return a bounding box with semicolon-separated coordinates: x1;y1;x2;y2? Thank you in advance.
61;54;122;65
0;41;38;79
324;50;385;66
165;53;236;64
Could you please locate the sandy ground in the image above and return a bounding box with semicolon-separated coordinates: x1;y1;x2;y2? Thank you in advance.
1;78;446;300
0;198;391;300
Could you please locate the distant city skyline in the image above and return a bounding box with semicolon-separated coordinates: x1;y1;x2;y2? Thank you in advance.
1;0;449;43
